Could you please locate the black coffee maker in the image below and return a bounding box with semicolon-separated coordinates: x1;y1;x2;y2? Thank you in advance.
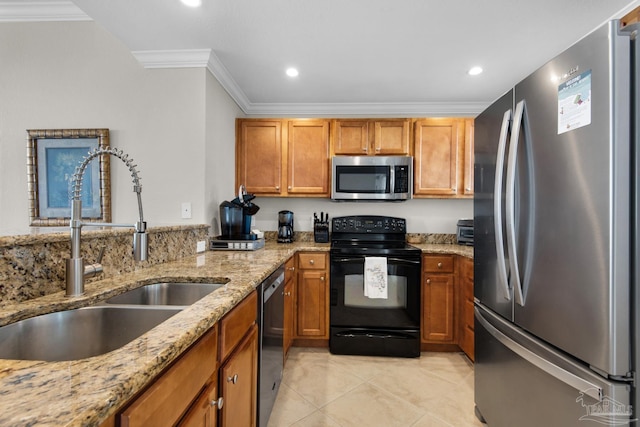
219;186;260;240
277;210;294;243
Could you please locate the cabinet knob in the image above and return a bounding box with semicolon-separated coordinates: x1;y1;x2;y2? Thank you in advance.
426;279;431;285
276;186;280;191
320;276;325;281
211;397;224;409
288;186;292;191
437;262;442;268
284;291;291;296
309;259;315;265
287;267;295;271
227;374;238;384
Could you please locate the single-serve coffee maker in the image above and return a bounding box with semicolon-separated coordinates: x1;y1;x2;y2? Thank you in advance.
278;210;294;243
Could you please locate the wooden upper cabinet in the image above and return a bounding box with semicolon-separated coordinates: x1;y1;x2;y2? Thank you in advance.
236;119;330;197
332;119;411;156
236;120;282;194
373;119;411;155
414;118;474;198
287;120;330;195
463;118;474;196
414;118;460;196
333;120;369;155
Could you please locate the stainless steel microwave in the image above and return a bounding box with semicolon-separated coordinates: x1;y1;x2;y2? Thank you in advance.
331;156;413;201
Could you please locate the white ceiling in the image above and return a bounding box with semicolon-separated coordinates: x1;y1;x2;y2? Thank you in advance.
3;0;639;115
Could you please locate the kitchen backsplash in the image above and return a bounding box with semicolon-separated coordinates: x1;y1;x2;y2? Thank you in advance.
0;228;456;305
0;225;209;305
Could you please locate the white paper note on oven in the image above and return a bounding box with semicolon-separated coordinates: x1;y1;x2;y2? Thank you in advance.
364;256;388;299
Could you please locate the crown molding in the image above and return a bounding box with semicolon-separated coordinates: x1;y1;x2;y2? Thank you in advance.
0;1;90;22
239;101;487;117
132;49;212;68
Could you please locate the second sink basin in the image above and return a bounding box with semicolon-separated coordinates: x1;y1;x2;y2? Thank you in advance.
105;282;226;306
0;306;182;361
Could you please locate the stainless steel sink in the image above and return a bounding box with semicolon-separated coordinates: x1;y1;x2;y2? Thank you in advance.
105;282;226;306
0;306;181;361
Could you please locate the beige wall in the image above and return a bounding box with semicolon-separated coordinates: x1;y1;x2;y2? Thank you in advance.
0;20;472;238
0;21;236;235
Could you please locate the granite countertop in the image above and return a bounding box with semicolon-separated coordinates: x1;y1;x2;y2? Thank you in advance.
0;241;470;427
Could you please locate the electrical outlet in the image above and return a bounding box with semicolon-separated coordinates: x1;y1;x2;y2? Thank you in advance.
181;202;192;219
196;240;206;253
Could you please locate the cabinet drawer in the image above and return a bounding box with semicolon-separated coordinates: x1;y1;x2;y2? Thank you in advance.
298;253;326;270
219;291;257;361
120;326;218;427
423;255;454;273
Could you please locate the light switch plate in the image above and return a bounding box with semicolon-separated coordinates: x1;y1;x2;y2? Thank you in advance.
196;240;206;253
181;202;192;219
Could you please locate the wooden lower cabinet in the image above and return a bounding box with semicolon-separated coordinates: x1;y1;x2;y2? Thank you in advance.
458;256;474;361
178;377;220;427
421;255;456;345
219;324;258;427
283;256;295;359
119;326;219;427
295;253;329;341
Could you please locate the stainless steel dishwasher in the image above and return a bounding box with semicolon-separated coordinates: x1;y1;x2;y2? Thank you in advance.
257;265;285;427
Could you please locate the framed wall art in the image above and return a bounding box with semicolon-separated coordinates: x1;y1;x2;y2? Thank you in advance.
26;128;111;226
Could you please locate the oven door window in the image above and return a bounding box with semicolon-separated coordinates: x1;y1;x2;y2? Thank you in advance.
344;274;406;308
335;165;390;194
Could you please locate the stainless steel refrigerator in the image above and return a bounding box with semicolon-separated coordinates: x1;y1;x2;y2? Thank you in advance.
474;20;639;426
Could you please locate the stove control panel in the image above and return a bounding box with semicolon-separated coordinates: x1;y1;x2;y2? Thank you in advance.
331;215;406;234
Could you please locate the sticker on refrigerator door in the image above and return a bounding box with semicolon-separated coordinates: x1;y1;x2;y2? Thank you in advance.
557;70;591;135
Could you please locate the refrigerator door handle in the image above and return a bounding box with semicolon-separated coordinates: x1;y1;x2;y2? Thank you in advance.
475;306;603;401
505;100;526;306
493;109;512;301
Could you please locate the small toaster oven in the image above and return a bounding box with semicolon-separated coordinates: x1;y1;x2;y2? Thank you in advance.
456;219;474;246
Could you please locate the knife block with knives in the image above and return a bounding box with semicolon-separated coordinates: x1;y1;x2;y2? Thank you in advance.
313;212;330;243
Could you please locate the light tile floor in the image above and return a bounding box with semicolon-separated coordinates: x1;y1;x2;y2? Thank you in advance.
267;348;485;427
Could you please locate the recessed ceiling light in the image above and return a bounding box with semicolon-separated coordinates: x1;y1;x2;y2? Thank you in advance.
468;66;483;76
286;68;299;77
180;0;202;7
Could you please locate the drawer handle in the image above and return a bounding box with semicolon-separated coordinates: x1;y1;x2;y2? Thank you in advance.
227;374;238;384
211;397;224;409
287;267;295;271
309;259;315;265
437;262;443;269
285;291;291;296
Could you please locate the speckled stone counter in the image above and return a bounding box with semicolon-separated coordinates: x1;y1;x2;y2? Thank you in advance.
0;239;469;427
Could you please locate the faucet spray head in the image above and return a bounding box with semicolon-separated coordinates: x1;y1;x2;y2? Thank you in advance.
133;221;148;262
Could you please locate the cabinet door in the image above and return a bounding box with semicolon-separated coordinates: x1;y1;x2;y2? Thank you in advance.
373;119;411;155
413;118;460;196
287;120;330;195
119;327;218;427
178;377;219;427
422;273;455;343
458;256;474;360
296;269;328;338
283;257;295;360
220;324;258;427
236;120;282;195
463;118;474;196
333;120;370;155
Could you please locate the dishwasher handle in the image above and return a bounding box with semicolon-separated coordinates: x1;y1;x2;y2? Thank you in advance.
263;270;285;302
